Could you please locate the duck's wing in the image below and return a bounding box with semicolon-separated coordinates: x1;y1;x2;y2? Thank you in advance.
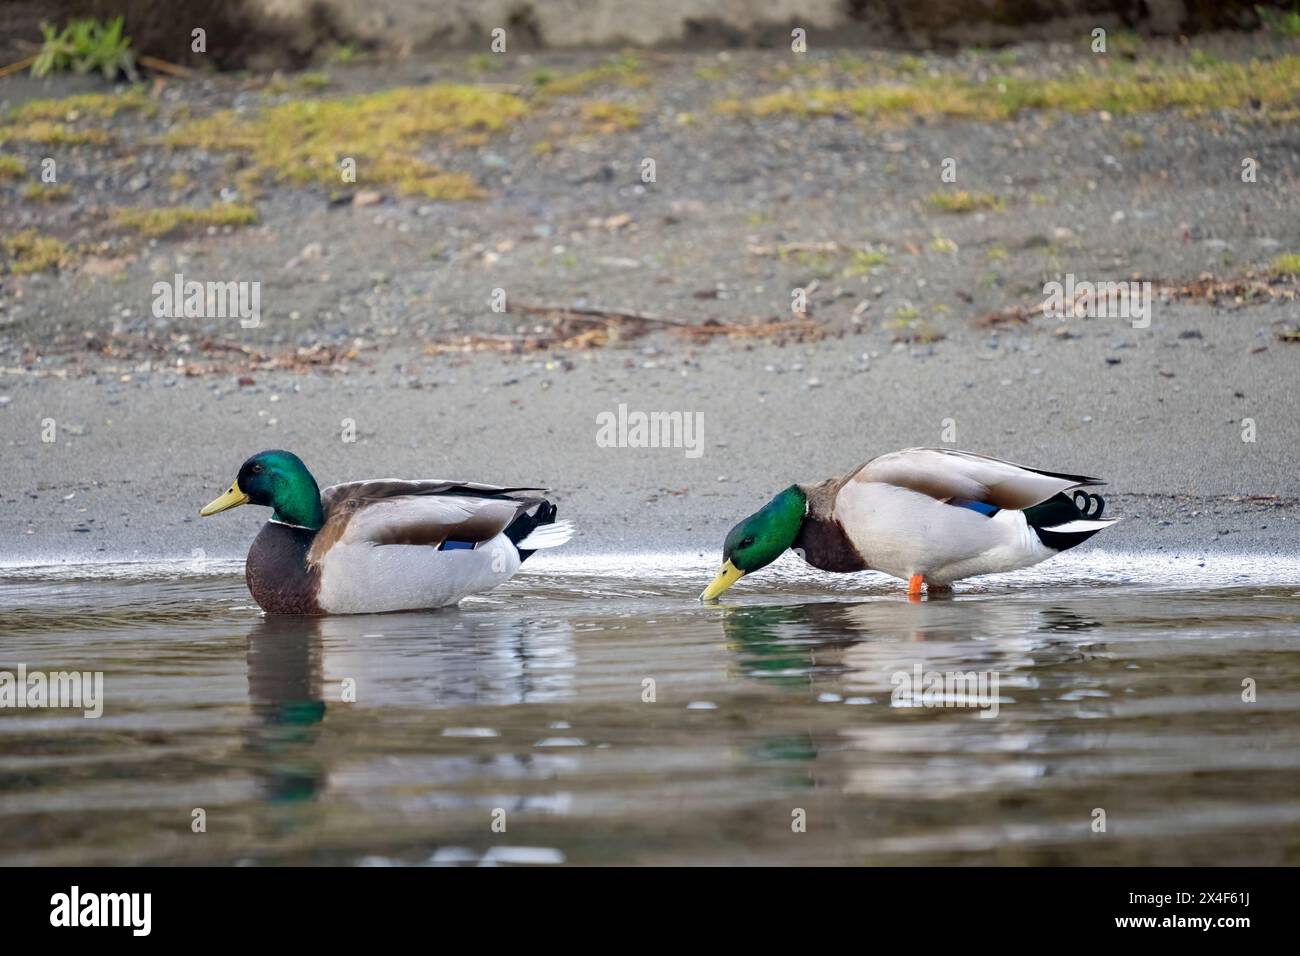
309;479;545;564
846;447;1103;511
319;479;544;513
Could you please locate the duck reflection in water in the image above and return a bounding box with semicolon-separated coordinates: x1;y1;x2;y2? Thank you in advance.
243;608;580;807
719;598;1101;699
245;615;328;805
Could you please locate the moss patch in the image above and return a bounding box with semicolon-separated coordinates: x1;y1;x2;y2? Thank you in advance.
111;203;258;238
0;155;25;181
21;183;71;202
533;54;644;99
581;101;642;133
165;84;522;199
928;190;1002;213
7;89;154;123
717;55;1300;123
843;250;888;276
0;122;112;146
3;230;70;274
1270;253;1300;276
262;72;332;95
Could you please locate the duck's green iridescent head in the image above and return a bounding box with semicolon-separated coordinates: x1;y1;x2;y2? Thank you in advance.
701;485;807;601
199;449;324;530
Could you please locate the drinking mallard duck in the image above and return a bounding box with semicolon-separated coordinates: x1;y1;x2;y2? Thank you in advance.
701;448;1118;601
201;450;572;614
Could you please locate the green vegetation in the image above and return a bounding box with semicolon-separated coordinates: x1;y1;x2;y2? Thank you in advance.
111;203;258;238
897;55;927;76
165;84;525;199
1259;5;1300;38
7;89;154;123
468;54;504;74
262;72;334;95
694;64;730;82
1270;253;1300;275
0;122;112;146
717;55;1300;123
1109;30;1142;57
32;16;136;81
533;53;644;98
0;155;24;181
843;250;888;276
580;101;641;132
928;190;1002;213
21;183;70;201
793;250;836;278
296;72;331;92
3;230;70;274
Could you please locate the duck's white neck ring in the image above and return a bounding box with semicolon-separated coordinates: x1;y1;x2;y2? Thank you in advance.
270;518;315;531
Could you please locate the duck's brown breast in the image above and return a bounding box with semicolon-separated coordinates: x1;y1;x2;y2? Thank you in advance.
793;478;869;573
246;522;324;615
794;514;869;572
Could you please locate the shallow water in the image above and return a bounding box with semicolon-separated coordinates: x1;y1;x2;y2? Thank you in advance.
2;552;1299;865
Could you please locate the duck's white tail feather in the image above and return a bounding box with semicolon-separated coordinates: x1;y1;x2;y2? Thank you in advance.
516;520;575;550
1039;517;1121;533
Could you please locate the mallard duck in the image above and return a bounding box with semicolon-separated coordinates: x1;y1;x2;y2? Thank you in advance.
200;449;573;614
701;447;1118;601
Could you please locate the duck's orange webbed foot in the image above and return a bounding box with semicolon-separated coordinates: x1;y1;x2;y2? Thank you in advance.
907;574;925;603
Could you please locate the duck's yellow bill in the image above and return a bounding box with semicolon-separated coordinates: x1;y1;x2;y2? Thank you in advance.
700;560;745;601
200;481;249;517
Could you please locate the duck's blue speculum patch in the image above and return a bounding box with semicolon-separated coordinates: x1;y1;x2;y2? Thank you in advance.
438;539;477;551
951;498;1001;517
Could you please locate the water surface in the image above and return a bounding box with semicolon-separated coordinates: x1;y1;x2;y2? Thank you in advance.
2;552;1299;865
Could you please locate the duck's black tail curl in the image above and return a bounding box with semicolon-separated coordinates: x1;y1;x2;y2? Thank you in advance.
1072;490;1106;519
506;500;559;562
1024;491;1116;553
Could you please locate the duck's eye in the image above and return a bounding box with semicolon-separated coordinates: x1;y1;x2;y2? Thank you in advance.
741;536;754;548
251;464;263;474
